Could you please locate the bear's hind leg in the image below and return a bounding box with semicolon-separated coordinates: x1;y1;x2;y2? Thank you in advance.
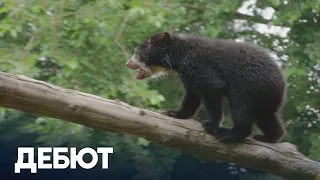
253;113;286;143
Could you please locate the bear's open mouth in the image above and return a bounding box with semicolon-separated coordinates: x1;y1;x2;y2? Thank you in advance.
125;56;152;79
136;68;145;79
136;68;151;79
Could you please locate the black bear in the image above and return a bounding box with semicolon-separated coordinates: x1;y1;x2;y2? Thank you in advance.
126;32;287;143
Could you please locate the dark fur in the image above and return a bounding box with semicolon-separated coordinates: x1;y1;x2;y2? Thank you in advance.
133;32;287;143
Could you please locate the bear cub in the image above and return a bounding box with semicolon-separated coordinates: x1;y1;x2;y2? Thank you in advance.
125;32;287;143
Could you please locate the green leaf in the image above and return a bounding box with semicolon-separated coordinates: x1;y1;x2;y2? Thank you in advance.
66;60;79;70
137;138;150;147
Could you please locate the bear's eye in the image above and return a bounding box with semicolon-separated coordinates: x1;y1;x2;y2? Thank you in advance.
137;52;147;62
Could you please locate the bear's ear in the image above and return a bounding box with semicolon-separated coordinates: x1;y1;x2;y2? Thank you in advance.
155;32;171;45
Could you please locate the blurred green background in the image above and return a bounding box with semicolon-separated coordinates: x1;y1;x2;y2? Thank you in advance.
0;0;319;180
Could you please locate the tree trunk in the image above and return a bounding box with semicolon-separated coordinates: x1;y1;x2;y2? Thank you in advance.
0;71;319;180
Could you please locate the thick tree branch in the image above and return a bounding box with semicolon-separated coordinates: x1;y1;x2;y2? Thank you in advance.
0;71;319;180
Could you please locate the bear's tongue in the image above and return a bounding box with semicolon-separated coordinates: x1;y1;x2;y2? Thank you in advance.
136;69;146;79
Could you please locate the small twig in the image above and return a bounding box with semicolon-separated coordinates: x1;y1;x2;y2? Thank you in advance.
179;3;204;11
113;15;137;90
114;15;130;59
19;30;39;60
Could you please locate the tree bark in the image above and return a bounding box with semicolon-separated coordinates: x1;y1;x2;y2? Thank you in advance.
0;71;319;180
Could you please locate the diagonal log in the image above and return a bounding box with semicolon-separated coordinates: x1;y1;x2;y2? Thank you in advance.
0;71;319;180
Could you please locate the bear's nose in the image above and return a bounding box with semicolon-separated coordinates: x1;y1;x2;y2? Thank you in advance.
125;58;140;69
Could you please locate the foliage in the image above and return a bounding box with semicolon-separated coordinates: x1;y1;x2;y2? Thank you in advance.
239;173;286;180
0;0;319;179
